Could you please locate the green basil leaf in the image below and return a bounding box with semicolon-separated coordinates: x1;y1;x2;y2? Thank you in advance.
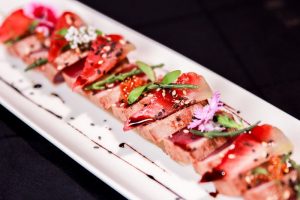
25;58;48;72
252;167;269;175
136;61;156;82
128;85;148;105
216;115;243;129
161;70;181;84
96;29;103;35
57;28;68;37
29;20;39;33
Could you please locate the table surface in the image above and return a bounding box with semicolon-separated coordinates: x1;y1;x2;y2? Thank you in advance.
1;0;300;199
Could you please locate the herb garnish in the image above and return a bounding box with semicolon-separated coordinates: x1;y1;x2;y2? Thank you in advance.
25;58;48;72
216;115;243;129
280;153;300;199
190;121;260;139
161;70;181;84
127;70;199;105
56;28;68;37
282;152;300;171
85;62;164;90
29;20;39;34
251;167;269;175
136;61;156;82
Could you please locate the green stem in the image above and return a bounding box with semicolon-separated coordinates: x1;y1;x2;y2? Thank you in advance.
147;83;199;90
190;121;260;139
25;58;48;72
85;64;164;90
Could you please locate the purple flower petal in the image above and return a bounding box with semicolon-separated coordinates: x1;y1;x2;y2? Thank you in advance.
188;91;224;132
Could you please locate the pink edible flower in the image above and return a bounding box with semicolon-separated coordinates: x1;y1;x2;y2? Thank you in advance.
188;91;223;132
23;2;57;36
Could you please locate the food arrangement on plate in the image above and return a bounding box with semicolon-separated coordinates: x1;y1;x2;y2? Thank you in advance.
1;2;299;200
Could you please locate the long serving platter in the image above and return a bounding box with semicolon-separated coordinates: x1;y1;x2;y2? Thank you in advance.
0;0;299;200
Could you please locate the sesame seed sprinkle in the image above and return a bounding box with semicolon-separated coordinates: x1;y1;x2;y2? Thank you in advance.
183;129;189;133
228;154;236;159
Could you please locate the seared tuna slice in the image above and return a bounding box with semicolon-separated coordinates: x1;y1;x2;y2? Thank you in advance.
200;125;293;196
73;34;135;90
163;129;227;164
135;103;205;144
12;35;43;60
54;49;88;71
124;72;212;131
193;139;234;176
48;12;84;64
25;49;63;84
244;170;298;200
215;155;298;198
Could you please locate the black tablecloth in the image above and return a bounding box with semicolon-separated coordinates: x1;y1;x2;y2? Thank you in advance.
1;0;300;199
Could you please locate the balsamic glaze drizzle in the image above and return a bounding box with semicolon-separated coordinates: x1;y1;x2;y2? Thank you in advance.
88;139;184;199
33;83;42;89
119;142;167;172
50;92;65;104
209;191;219;198
0;78;63;119
0;77;184;200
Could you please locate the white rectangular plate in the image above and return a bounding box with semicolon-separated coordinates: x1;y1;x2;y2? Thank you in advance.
0;1;299;200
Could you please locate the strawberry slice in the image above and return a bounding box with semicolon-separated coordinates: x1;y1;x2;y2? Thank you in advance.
123;72;211;130
0;9;33;43
72;34;135;90
48;12;84;63
200;124;293;182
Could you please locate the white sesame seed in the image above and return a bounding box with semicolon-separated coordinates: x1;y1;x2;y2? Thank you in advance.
172;90;176;96
228;154;236;159
174;100;180;104
229;144;235;150
57;65;64;70
107;83;115;88
184;100;190;105
156;88;161;91
119;39;126;45
261;142;268;147
120;103;125;107
102;53;107;58
162;90;166;97
103;46;111;51
75;48;81;54
183;90;187;95
183;129;189;133
111;103;116;107
98;60;104;65
245;176;252;184
283;190;290;199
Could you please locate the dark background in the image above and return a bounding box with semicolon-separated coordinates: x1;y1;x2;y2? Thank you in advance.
1;0;300;199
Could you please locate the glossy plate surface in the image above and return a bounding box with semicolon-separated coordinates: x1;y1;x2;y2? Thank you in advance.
0;1;299;200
